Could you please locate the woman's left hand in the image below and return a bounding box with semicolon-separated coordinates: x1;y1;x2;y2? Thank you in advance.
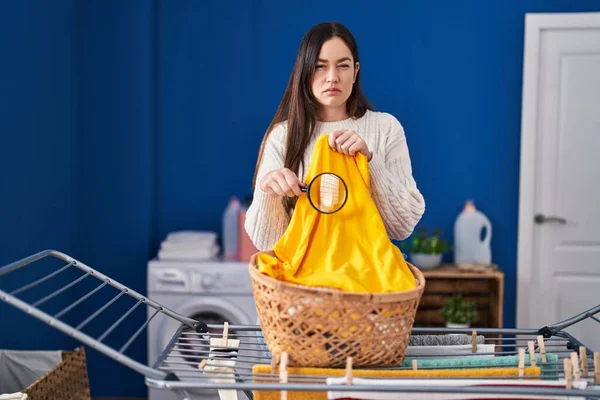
328;129;372;161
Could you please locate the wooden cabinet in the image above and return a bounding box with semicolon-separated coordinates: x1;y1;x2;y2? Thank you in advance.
414;265;504;329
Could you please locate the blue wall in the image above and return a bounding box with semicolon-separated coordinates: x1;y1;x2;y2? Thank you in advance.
76;1;156;396
0;1;156;397
1;1;599;398
0;0;80;352
158;1;258;238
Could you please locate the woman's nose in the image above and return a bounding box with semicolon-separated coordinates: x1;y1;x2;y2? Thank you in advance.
326;67;339;83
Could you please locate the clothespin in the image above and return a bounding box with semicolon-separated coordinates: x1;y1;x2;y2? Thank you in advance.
594;352;600;383
527;341;537;367
471;330;477;353
222;321;229;347
280;352;288;400
564;358;573;389
412;359;418;371
345;357;353;385
537;335;547;363
197;359;207;370
579;347;588;377
518;348;525;377
570;352;581;381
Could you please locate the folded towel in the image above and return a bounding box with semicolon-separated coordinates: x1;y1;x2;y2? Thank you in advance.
405;343;496;360
254;331;487;358
401;352;558;376
158;244;219;261
326;376;588;400
408;334;485;346
251;364;542;400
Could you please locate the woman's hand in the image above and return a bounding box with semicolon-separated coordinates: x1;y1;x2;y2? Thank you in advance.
329;130;372;161
259;168;306;197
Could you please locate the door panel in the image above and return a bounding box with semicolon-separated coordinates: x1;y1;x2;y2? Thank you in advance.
517;13;600;353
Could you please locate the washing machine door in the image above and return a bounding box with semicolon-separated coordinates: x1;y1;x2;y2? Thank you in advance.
149;297;256;400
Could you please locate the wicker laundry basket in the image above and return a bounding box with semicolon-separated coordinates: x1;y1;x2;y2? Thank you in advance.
249;251;426;368
23;346;91;400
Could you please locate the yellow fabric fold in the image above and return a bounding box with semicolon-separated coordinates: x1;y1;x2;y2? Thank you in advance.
256;133;416;293
252;364;542;400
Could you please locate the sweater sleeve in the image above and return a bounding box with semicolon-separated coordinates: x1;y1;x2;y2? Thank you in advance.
244;124;290;251
368;114;425;240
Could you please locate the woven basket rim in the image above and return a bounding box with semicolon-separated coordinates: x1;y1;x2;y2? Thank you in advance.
249;251;425;302
24;346;90;397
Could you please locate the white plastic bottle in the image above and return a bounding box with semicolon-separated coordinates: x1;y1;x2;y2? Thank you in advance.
222;197;241;260
453;200;492;265
237;196;258;262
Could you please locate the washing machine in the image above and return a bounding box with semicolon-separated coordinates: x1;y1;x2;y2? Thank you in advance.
147;258;259;400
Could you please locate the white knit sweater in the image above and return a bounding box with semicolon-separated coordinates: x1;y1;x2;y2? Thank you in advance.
244;110;426;251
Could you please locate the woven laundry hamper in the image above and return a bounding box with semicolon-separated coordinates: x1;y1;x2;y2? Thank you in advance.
23;346;91;400
249;251;426;368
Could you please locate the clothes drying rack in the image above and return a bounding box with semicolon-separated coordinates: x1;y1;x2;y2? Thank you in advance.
1;249;599;399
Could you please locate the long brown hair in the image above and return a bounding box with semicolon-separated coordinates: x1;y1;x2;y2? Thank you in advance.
252;22;373;213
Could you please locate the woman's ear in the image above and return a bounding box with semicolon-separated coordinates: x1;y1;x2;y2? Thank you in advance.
354;62;360;82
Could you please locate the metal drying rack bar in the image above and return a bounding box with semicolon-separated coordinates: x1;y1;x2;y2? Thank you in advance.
1;249;599;399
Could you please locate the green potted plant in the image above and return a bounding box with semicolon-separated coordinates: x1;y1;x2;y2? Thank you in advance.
441;295;478;328
400;226;449;270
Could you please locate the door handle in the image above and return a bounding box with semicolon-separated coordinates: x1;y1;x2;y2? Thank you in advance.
534;214;567;224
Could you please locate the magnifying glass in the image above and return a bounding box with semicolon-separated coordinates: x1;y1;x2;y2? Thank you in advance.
300;172;348;214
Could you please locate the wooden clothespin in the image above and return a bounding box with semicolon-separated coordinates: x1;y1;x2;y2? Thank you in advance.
537;335;547;363
197;359;207;370
345;357;353;385
518;347;525;377
564;358;573;389
412;359;418;371
579;347;588;377
471;330;477;353
222;321;229;347
594;352;600;383
570;352;581;381
280;352;288;400
527;341;537;367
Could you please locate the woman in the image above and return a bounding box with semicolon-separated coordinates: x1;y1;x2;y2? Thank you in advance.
245;21;425;251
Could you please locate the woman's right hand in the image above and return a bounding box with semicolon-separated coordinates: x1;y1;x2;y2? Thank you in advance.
259;168;306;197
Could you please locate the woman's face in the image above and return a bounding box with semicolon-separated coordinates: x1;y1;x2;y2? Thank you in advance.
311;37;358;114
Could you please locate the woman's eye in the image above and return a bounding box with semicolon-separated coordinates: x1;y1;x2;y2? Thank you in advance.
316;65;325;69
338;64;350;68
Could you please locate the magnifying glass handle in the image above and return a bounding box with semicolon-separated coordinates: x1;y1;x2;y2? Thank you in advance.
300;186;308;193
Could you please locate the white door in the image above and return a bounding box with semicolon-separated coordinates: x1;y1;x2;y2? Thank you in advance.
516;12;600;352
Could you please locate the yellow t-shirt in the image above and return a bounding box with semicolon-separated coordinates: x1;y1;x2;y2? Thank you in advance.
256;133;416;293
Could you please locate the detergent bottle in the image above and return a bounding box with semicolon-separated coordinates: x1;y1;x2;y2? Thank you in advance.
238;196;258;262
222;196;241;260
453;200;492;265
